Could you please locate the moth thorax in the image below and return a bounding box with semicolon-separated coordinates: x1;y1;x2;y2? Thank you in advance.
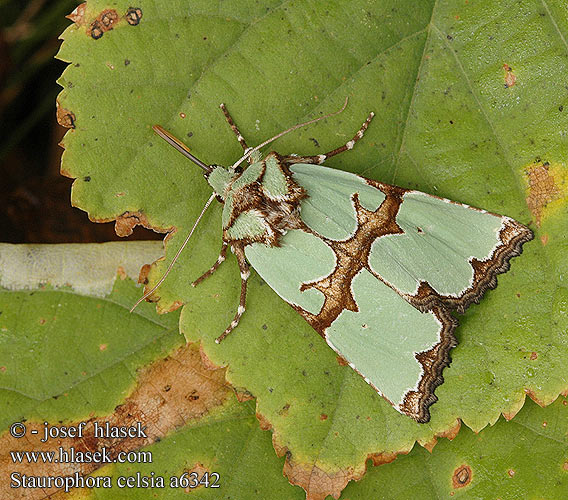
249;150;262;162
265;199;303;236
206;166;235;200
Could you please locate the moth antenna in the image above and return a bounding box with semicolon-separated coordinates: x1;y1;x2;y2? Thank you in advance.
231;96;350;171
130;192;217;313
152;125;213;174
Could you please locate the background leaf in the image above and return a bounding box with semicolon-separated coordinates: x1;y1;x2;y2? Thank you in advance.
0;242;302;499
0;242;179;428
1;243;567;498
341;396;568;499
56;0;568;497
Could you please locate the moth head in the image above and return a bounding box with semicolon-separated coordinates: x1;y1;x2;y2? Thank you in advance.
249;150;262;163
205;164;237;201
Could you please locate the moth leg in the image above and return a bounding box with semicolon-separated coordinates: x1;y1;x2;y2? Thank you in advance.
192;242;229;287
215;244;250;344
282;111;375;165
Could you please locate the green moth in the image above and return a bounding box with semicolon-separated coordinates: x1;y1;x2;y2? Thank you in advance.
135;101;533;423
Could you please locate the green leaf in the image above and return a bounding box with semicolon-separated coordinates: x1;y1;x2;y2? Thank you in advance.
93;401;305;500
102;394;568;499
84;393;568;500
56;0;568;497
0;242;181;427
2;240;565;500
342;396;568;499
0;242;303;499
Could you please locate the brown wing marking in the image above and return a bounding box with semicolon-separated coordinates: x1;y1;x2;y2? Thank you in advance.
399;306;458;422
295;184;406;335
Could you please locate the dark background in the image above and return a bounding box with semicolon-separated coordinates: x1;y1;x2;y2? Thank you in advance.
0;0;160;243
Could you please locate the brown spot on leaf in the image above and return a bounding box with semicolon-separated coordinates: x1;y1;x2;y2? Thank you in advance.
508;468;516;477
503;64;516;88
563;461;568;471
66;3;87;25
543;421;548;427
422;420;461;452
266;412;421;500
530;351;538;360
541;234;549;245
502;393;528;421
87;9;119;39
187;389;199;401
99;343;107;351
138;263;151;285
504;389;554;421
278;403;291;416
255;411;273;431
162;300;183;313
56;102;76;128
319;413;328;421
369;451;398;466
39;318;46;325
0;366;5;373
117;265;127;280
524;388;548;407
115;212;144;236
336;355;349;366
235;389;255;402
525;160;566;226
183;463;210;492
90;21;103;39
422;437;437;452
198;343;222;371
101;10;118;28
0;343;230;498
284;459;366;500
452;465;472;488
114;211;170;237
126;7;143;26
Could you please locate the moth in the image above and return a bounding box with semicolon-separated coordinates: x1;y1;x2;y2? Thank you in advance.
133;100;533;423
